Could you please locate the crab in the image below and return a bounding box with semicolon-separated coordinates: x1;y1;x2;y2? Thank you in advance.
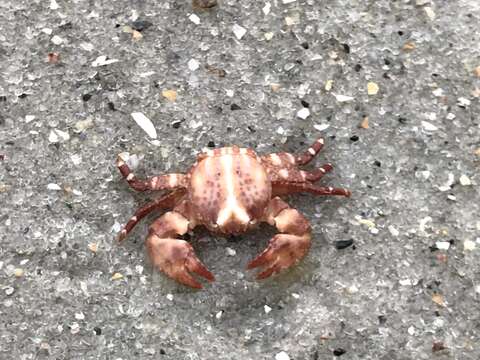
116;138;351;289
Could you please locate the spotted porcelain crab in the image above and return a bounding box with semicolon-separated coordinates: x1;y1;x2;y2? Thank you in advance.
116;138;351;288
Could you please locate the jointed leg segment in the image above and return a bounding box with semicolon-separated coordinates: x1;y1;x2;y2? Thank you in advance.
117;189;186;241
272;182;351;197
296;137;325;165
117;155;187;192
262;137;351;198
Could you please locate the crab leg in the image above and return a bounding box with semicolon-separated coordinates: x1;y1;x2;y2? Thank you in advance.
262;137;326;169
272;182;351;197
117;189;186;242
295;137;325;165
146;208;214;289
248;197;312;279
301;164;333;182
273;164;334;183
117;155;187;192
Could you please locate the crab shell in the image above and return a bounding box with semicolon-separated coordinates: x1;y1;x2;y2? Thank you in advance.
189;146;271;234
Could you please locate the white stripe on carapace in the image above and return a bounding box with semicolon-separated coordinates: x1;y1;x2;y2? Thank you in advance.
168;174;177;187
279;169;289;178
270;154;282;166
216;155;250;226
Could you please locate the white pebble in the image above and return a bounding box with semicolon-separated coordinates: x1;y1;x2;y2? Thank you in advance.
5;287;14;296
110;221;121;233
188;58;200;71
70;154;82;165
275;351;291;360
264;305;272;314
131;112;157;139
438;173;455;192
459;175;472;186
435;241;450;250
296;107;310;119
50;0;60;10
347;285;359;293
262;2;271;15
419;216;432;233
47;183;62;191
41;28;53;35
313;124;330;131
421;121;438;131
226;247;236;256
432;88;443;97
232;24;247;40
48;129;70;143
457;97;471;107
25;115;36;123
464;240;476;251
80;42;94;52
264;32;274;41
433;318;444;328
282;0;296;3
424;6;435;20
399;279;413;286
189;14;200;25
70;323;80;334
419;170;431;180
333;93;354;102
91;55;119;67
225;89;234;97
291;293;300;299
215;310;223;319
166;294;174;301
388;225;399;237
408;326;415;335
51;35;63;45
446;113;456;120
75;312;85;320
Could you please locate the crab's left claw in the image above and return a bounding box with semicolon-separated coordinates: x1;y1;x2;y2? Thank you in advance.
146;235;214;289
247;233;311;280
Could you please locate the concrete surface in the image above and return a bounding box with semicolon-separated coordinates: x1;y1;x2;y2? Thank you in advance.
1;0;480;359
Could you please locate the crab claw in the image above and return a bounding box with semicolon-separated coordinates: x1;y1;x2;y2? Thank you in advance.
247;233;311;280
146;235;214;289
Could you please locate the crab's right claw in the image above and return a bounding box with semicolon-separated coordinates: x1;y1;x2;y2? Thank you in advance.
247;233;311;280
146;235;214;289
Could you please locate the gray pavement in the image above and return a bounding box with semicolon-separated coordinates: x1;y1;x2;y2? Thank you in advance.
1;0;480;359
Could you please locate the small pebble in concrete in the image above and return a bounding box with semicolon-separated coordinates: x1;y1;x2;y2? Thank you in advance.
335;240;354;250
